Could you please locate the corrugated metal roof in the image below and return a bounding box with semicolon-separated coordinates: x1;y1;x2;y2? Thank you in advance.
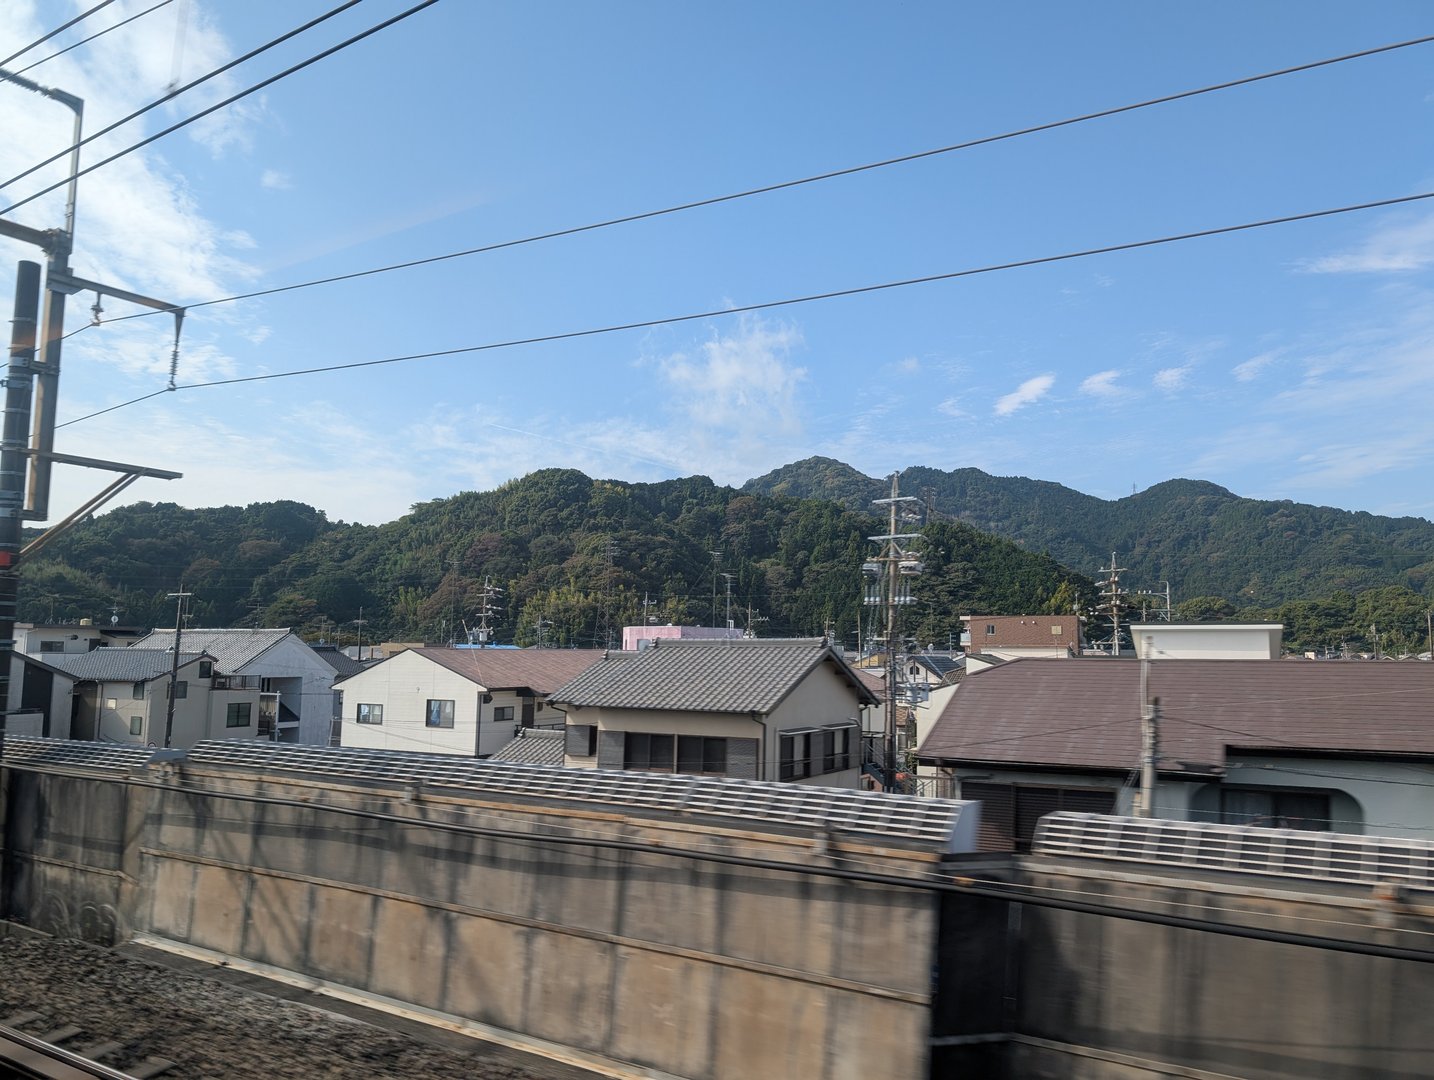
130;628;293;671
918;658;1434;772
488;728;566;766
551;638;880;714
41;649;209;682
411;646;606;693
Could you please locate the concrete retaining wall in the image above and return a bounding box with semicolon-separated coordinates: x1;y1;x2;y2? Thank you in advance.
2;760;941;1080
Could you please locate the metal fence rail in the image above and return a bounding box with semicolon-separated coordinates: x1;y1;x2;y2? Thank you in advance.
1034;812;1434;890
184;739;974;848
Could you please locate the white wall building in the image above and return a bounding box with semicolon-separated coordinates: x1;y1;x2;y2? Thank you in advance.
130;629;336;745
338;647;605;757
1131;623;1283;660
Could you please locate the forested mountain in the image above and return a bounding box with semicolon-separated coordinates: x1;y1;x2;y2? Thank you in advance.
744;458;1434;607
18;470;1091;649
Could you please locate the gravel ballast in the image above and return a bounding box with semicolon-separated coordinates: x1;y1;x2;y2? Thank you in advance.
0;931;586;1079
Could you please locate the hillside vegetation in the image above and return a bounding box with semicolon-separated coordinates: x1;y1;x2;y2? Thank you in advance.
745;457;1434;607
19;470;1091;649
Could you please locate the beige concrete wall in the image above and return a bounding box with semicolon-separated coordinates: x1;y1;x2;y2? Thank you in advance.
134;766;938;1080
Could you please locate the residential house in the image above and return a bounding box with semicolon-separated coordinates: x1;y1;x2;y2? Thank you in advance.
311;643;373;745
3;652;77;739
621;624;745;651
15;619;146;657
917;657;1434;851
130;628;336;745
551;638;880;786
962;614;1081;657
43;649;263;749
337;647;606;757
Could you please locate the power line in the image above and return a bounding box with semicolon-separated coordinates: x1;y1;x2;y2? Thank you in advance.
0;0;439;217
0;0;118;69
56;186;1434;429
6;0;176;79
0;0;363;193
75;32;1434;327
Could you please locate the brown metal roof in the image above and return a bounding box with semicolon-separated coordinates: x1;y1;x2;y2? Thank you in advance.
917;659;1434;774
412;647;606;694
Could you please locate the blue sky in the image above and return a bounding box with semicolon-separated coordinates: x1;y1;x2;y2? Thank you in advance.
2;1;1433;525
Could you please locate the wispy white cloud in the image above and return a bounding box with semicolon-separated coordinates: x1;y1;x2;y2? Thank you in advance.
936;397;969;419
994;374;1054;416
1233;349;1282;382
1153;365;1191;392
656;316;806;436
1303;211;1434;274
260;169;292;191
1079;369;1125;398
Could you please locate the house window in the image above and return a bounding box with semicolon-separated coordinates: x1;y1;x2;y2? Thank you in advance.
1221;788;1331;831
105;697;118;710
820;727;852;772
493;706;515;724
355;703;383;725
129;716;143;736
566;724;597;757
677;735;727;775
132;681;145;700
198;660;213;679
426;699;455;728
623;732;675;772
780;727;853;780
985;624;996;636
167;681;188;699
960;781;1117;852
226;702;252;728
1050;624;1063;636
780;731;814;780
39;640;64;652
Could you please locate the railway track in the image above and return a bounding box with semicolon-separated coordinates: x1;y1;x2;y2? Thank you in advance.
0;1013;174;1080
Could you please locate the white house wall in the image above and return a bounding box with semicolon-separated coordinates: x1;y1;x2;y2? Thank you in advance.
340;651;487;757
235;636;337;746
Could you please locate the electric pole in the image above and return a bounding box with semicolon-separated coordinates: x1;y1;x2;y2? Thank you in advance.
0;262;41;761
864;473;922;795
163;589;192;749
473;577;503;646
1138;636;1159;817
353;608;368;661
1096;553;1128;657
709;550;722;629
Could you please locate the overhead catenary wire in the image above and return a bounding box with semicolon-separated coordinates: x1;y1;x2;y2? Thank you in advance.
56;186;1434;429
0;0;439;217
0;0;363;193
5;0;176;79
0;0;119;69
70;32;1434;328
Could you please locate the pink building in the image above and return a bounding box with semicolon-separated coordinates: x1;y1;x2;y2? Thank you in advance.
621;625;746;651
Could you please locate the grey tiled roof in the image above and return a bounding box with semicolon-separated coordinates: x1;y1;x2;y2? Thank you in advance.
488;728;566;766
310;644;370;678
550;638;880;714
131;628;293;671
42;649;209;683
918;658;1434;773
